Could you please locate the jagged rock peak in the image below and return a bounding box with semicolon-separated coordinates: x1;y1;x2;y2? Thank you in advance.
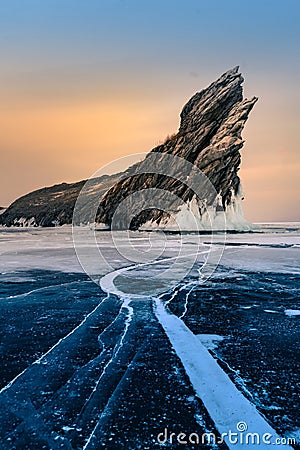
180;66;243;127
97;67;258;230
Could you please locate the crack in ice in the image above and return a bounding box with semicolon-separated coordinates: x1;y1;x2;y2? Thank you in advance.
82;298;133;449
0;294;109;395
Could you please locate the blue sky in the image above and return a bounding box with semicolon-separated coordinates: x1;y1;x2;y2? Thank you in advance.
1;1;299;77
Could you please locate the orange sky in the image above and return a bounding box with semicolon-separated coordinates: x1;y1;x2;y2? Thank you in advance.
0;1;299;222
0;74;299;222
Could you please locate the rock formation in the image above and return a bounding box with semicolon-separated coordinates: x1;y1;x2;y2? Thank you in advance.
97;66;257;230
0;175;120;227
0;67;257;230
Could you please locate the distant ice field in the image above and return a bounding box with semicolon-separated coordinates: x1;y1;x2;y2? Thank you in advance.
0;223;299;276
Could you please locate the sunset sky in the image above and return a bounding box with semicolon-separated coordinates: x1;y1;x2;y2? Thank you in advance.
0;0;299;221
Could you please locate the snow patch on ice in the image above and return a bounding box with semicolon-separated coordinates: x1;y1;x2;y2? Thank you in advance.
62;426;75;432
197;334;224;350
89;222;109;230
284;309;300;317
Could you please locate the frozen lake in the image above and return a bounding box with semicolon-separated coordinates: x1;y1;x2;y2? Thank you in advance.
0;225;299;449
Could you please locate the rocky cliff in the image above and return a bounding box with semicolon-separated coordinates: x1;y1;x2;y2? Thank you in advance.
97;67;257;230
0;175;121;227
0;67;257;230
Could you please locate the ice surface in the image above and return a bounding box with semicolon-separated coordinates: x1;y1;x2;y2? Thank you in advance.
0;227;81;274
0;223;299;448
155;299;293;450
1;223;299;277
99;242;298;449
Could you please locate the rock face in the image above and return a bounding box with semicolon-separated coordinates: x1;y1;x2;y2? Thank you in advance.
0;175;121;227
0;67;257;230
97;67;257;230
